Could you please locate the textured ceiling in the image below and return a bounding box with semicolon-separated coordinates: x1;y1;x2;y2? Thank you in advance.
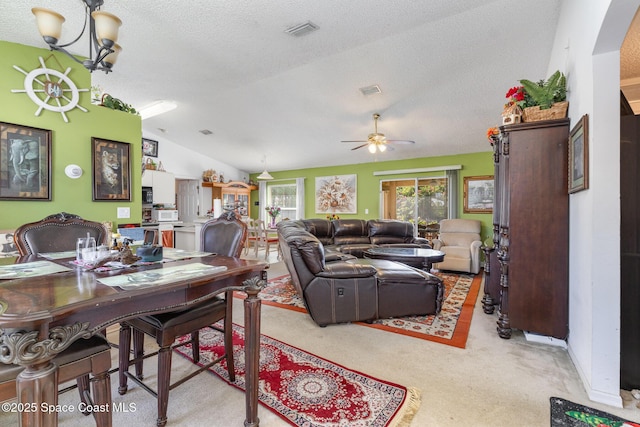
2;0;566;174
621;7;640;113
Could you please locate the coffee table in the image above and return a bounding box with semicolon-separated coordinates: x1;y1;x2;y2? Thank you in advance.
364;247;445;272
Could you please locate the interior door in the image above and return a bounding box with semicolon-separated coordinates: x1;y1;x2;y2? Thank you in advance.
176;179;199;222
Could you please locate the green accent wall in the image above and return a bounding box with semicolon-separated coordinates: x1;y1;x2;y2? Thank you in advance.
0;41;142;232
250;151;495;241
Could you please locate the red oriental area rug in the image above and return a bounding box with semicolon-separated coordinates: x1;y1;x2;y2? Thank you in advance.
175;324;421;427
237;271;482;348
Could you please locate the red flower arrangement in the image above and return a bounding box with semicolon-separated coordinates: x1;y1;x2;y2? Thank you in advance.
506;86;526;105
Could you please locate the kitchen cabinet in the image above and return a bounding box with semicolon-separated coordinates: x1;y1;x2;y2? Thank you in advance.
142;170;175;205
491;118;570;340
202;181;257;216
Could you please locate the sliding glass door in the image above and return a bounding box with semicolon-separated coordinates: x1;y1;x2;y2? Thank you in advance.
381;177;448;234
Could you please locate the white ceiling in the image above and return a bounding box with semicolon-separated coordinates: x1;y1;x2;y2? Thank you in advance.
2;0;567;174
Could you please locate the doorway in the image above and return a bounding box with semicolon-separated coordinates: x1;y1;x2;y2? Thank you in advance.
176;179;199;222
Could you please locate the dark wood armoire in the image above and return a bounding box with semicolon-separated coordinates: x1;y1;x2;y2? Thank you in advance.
486;118;570;339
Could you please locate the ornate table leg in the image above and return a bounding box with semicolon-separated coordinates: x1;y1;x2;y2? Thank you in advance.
243;273;266;427
0;323;92;427
17;362;58;427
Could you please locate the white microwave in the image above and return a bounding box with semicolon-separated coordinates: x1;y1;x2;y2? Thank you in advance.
152;209;179;222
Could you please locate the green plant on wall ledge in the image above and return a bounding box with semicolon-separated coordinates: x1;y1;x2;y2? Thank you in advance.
100;93;138;115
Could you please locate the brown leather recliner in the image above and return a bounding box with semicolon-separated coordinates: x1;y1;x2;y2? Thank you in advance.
278;220;443;327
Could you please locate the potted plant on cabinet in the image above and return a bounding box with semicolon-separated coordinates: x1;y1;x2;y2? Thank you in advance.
519;70;568;122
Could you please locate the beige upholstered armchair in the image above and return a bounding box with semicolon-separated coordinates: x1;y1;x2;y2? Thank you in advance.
431;219;482;274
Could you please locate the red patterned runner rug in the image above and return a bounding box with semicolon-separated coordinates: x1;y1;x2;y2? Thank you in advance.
236;271;483;349
175;324;421;426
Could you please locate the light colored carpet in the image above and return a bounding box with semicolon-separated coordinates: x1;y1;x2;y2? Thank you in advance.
2;251;640;426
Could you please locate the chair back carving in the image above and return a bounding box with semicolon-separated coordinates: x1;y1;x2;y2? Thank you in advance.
200;211;247;257
14;212;109;256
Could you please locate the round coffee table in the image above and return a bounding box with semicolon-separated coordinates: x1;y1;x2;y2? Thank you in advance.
364;247;445;272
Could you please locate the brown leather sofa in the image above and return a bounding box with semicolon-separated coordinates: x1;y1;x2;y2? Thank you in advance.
277;220;444;326
301;218;432;257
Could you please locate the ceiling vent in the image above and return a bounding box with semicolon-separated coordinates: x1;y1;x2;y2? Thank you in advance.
199;129;213;135
284;21;319;37
359;84;382;96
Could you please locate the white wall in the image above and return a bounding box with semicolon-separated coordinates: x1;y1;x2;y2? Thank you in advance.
548;0;640;407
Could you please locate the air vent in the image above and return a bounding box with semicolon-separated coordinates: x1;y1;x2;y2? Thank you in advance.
359;84;382;96
199;129;213;135
284;21;319;37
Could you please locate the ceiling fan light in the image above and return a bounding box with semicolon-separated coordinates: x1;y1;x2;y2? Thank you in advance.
91;10;122;45
379;144;387;152
257;170;274;180
368;144;377;154
32;7;65;43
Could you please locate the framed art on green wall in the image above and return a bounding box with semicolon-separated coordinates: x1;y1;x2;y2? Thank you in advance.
92;137;131;201
0;122;51;201
463;175;494;213
315;174;357;213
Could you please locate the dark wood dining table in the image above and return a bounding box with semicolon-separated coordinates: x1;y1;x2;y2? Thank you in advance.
0;253;268;427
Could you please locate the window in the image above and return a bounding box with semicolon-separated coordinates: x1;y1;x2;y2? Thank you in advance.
267;184;297;220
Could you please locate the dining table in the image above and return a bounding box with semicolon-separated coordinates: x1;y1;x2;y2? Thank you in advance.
0;249;268;427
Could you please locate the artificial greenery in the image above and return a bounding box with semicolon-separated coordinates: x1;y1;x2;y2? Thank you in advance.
100;94;139;115
519;70;567;110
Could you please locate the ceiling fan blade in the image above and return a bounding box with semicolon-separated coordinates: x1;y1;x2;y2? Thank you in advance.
341;140;368;143
386;139;415;144
351;143;370;150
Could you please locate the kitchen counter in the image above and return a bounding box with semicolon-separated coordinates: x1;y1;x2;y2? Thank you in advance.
174;225;198;251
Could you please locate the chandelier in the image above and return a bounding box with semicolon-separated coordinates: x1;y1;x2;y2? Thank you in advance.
32;0;122;73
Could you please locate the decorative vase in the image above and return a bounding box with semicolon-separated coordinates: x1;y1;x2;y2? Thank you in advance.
270;217;277;228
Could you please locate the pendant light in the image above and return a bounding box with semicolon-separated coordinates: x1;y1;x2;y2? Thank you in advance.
257;155;274;180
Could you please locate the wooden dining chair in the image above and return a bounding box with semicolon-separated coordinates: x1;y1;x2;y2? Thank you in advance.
143;229;159;245
118;211;247;427
244;218;259;255
11;212;114;426
254;219;279;260
14;212;110;255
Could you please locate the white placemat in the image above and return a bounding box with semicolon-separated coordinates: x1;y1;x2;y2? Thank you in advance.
97;262;227;290
0;260;72;279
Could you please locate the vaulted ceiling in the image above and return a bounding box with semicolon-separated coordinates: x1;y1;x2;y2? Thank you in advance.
2;1;567;174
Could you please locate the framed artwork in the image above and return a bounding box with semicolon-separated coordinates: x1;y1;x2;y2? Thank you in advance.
142;138;158;157
568;114;589;194
92;137;131;201
463;175;494;213
0;122;51;200
315;174;357;213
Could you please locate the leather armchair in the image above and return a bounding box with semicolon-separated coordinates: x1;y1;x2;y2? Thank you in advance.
431;219;483;274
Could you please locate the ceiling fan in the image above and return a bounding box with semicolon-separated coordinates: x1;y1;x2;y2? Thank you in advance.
341;113;415;153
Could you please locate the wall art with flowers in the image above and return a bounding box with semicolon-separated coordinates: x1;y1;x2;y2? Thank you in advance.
315;174;357;214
